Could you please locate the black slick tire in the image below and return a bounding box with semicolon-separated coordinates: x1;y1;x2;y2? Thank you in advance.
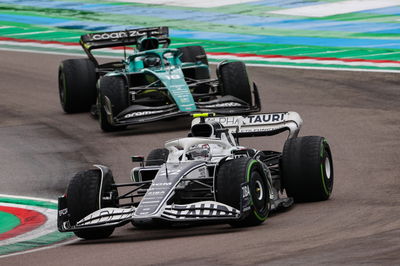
281;136;334;202
146;148;169;166
216;157;270;227
98;76;128;132
58;59;97;113
67;169;118;239
218;61;252;105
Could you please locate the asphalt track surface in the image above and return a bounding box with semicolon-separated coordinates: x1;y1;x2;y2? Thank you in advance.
0;50;399;265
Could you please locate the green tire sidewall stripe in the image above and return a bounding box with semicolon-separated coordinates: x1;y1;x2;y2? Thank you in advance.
0;196;74;256
246;160;268;222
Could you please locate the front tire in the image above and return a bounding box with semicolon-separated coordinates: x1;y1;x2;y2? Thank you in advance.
58;59;97;113
216;157;271;227
67;169;118;239
218;61;252;105
281;136;334;202
98;76;128;132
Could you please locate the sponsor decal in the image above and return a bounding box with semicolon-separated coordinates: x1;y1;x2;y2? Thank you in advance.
123;110;164;119
164;74;181;80
248;113;285;124
163;201;240;219
203;102;243;108
207;113;286;126
58;208;68;216
241;184;252;212
90;29;161;41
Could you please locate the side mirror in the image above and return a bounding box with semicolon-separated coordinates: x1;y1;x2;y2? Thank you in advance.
131;156;144;163
195;54;207;62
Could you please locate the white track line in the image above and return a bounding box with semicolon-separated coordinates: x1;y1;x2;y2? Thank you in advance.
114;0;256;8
1;46;400;73
6;30;56;36
270;0;400;17
0;238;78;259
0;194;57;203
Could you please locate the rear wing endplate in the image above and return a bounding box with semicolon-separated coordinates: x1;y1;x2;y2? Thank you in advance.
192;112;303;139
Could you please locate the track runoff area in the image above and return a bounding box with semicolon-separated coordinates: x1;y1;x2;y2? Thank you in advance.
0;0;400;72
0;195;73;258
1;0;400;257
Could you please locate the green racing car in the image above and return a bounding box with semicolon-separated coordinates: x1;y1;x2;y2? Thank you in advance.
58;26;261;131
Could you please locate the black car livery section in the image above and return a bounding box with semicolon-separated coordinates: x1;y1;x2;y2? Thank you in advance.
57;112;334;239
58;26;261;131
135;162;203;216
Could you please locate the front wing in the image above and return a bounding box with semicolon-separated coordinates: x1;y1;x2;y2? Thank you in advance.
101;89;261;127
58;200;242;232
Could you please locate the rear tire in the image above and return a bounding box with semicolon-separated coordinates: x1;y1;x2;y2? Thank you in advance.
178;46;210;80
146;148;169;166
98;76;128;132
58;59;97;113
216;157;270;227
67;169;118;239
281;136;334;202
218;61;252;105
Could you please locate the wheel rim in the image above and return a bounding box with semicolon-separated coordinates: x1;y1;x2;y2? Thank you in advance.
321;142;334;196
325;157;331;179
255;180;264;201
251;171;269;215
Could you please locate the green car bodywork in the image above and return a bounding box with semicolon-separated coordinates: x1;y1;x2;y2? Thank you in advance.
58;26;261;131
107;47;204;112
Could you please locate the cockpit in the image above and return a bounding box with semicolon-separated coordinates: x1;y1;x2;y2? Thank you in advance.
164;120;237;163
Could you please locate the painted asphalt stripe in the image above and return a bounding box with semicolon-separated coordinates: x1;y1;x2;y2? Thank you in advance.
4;0;400;34
1;45;400;74
0;211;19;234
353;51;400;58
0;37;133;51
0;203;57;245
0;206;46;241
296;50;352;56
6;30;56;37
270;0;400;17
1;11;400;48
1;37;399;68
0;194;57;205
210;52;400;64
209;55;400;67
0;195;75;257
243;62;400;73
0;237;78;259
115;0;256;8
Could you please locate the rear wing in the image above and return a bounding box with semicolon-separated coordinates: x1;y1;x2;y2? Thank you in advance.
80;26;170;65
191;112;303;139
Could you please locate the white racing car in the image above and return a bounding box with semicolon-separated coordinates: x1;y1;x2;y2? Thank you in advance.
57;112;334;239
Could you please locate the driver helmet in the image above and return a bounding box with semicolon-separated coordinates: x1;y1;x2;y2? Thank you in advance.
187;144;211;161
